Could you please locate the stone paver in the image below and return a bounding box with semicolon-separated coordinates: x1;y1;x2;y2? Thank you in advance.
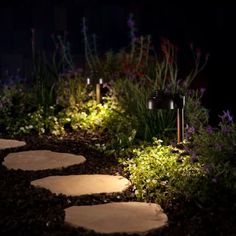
0;138;26;150
31;174;131;196
3;150;86;170
64;202;168;234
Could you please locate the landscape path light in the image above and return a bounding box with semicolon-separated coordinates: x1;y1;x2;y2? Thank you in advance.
96;78;103;103
96;78;109;104
147;91;185;143
86;77;91;85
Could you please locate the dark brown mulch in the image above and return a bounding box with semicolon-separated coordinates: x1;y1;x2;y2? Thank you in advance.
0;134;236;236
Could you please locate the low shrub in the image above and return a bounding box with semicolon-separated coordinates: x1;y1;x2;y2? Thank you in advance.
185;110;236;193
60;97;137;154
122;138;210;205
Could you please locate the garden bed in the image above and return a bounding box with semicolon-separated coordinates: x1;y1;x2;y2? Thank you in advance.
0;134;236;236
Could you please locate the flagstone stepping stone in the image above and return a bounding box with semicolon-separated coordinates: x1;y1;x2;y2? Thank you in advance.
64;202;168;234
0;138;26;150
31;174;131;196
3;150;86;171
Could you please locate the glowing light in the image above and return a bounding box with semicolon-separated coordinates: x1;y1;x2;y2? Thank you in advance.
87;78;90;85
148;100;153;110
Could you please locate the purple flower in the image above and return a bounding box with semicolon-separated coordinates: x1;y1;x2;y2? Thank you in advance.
127;13;136;43
127;14;135;29
206;125;213;134
222;126;233;134
200;87;206;95
219;110;233;123
212;177;218;183
185;125;195;139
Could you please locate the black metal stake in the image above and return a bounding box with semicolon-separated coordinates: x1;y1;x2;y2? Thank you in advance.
177;108;184;143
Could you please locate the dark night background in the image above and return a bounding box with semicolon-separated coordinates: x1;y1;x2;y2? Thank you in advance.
1;0;236;124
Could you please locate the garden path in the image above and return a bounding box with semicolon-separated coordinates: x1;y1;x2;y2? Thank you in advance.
3;150;86;171
1;138;168;235
0;138;26;150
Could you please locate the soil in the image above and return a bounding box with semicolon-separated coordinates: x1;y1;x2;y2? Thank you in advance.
0;134;236;236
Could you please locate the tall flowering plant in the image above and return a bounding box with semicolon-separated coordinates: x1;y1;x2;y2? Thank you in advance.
152;38;209;94
187;110;236;162
184;110;236;191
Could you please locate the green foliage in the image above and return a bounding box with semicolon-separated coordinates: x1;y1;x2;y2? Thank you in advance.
16;105;65;136
11;96;136;154
112;78;176;141
4;30;82;136
60;97;137;154
31;50;57;110
0;81;34;134
185;111;236;192
30;29;74;113
185;89;209;129
122;138;209;205
80;17;209;142
56;74;90;108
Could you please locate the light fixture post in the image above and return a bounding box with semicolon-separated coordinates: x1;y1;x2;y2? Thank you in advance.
147;91;185;144
96;78;103;104
96;83;101;104
177;108;184;143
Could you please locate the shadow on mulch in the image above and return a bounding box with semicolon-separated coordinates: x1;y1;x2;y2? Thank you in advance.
0;134;236;236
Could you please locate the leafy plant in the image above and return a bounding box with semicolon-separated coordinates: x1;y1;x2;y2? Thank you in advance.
56;73;90;108
30;29;75;114
122;138;209;205
184;88;209;130
60;97;137;154
0;78;34;134
185;110;236;192
16;105;65;136
111;78;176;141
79;15;209;143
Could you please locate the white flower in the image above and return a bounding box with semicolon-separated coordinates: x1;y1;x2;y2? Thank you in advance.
40;128;45;133
152;179;157;184
102;144;106;150
160;180;168;186
52;130;58;135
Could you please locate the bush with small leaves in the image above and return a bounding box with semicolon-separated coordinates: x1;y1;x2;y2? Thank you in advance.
185;110;236;193
122;138;211;205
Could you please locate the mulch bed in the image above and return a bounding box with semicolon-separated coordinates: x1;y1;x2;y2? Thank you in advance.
0;134;236;236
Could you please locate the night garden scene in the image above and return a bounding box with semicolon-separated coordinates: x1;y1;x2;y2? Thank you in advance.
1;1;236;235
